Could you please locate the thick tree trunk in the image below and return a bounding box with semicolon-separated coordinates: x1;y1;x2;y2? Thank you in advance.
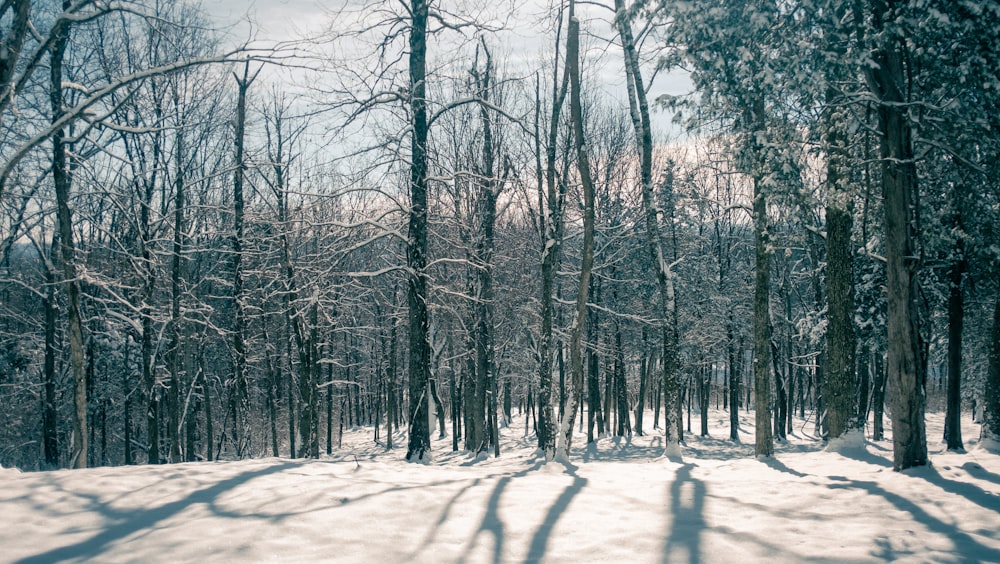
405;0;432;462
123;338;134;465
327;361;334;455
752;162;773;458
298;303;319;458
203;342;214;461
823;100;858;441
865;2;927;468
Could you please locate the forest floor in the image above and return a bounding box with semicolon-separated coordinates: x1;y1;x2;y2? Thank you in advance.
2;408;999;563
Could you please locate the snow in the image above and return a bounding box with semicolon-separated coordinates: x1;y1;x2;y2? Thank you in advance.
3;410;1000;563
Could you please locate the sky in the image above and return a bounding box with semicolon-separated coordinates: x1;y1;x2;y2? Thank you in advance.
202;0;694;141
4;409;999;562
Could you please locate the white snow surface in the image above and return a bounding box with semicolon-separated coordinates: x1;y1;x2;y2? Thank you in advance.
3;410;999;563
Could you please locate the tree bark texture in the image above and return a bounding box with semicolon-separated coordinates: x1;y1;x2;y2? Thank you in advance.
405;0;432;462
50;3;88;469
557;4;595;461
615;0;680;452
865;0;927;469
823;84;859;439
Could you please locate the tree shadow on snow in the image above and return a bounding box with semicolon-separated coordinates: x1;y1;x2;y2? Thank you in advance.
907;465;1000;515
829;445;893;469
523;461;586;563
761;457;809;478
960;461;1000;487
15;461;298;564
452;458;587;564
662;463;707;564
827;476;1000;561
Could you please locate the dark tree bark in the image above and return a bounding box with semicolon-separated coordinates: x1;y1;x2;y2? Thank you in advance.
864;0;927;470
944;219;965;450
43;266;58;467
981;287;1000;444
230;62;259;458
614;325;630;436
387;320;397;450
470;41;498;455
405;0;432;462
823;92;859;441
728;325;740;441
535;13;570;459
749;98;773;458
50;1;87;468
587;278;602;442
615;0;680;453
123;337;134;465
557;0;596;460
167;90;185;464
202;341;214;461
634;328;648;436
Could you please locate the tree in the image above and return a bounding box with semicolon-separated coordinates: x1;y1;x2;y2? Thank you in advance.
614;0;681;455
534;6;571;460
983;285;1000;445
229;62;260;459
49;0;87;469
556;0;595;461
405;0;432;462
863;0;926;470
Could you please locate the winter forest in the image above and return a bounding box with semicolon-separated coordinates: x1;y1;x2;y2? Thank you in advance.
2;0;1000;553
3;0;1000;560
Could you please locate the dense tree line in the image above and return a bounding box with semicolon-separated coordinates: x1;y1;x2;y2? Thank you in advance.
1;0;998;471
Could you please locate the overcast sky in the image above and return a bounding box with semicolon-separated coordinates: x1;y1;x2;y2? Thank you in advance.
202;0;692;139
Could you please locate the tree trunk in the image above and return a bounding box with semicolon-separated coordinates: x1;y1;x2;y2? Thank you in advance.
700;365;710;437
865;1;927;469
614;325;630;436
615;0;680;453
823;97;858;441
230;63;258;459
557;2;595;461
43;269;58;467
535;13;570;459
587;279;602;442
203;342;214;461
123;338;134;465
387;321;397;450
981;287;1000;443
944;241;965;450
405;0;432;462
471;42;499;456
167;93;185;464
751;102;773;458
729;327;740;441
635;329;648;436
50;4;87;469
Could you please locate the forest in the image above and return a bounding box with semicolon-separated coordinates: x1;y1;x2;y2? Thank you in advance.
0;0;998;475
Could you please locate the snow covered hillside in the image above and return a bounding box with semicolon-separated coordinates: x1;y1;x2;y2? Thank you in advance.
3;410;998;563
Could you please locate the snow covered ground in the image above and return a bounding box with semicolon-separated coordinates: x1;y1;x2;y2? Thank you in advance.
3;409;999;563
